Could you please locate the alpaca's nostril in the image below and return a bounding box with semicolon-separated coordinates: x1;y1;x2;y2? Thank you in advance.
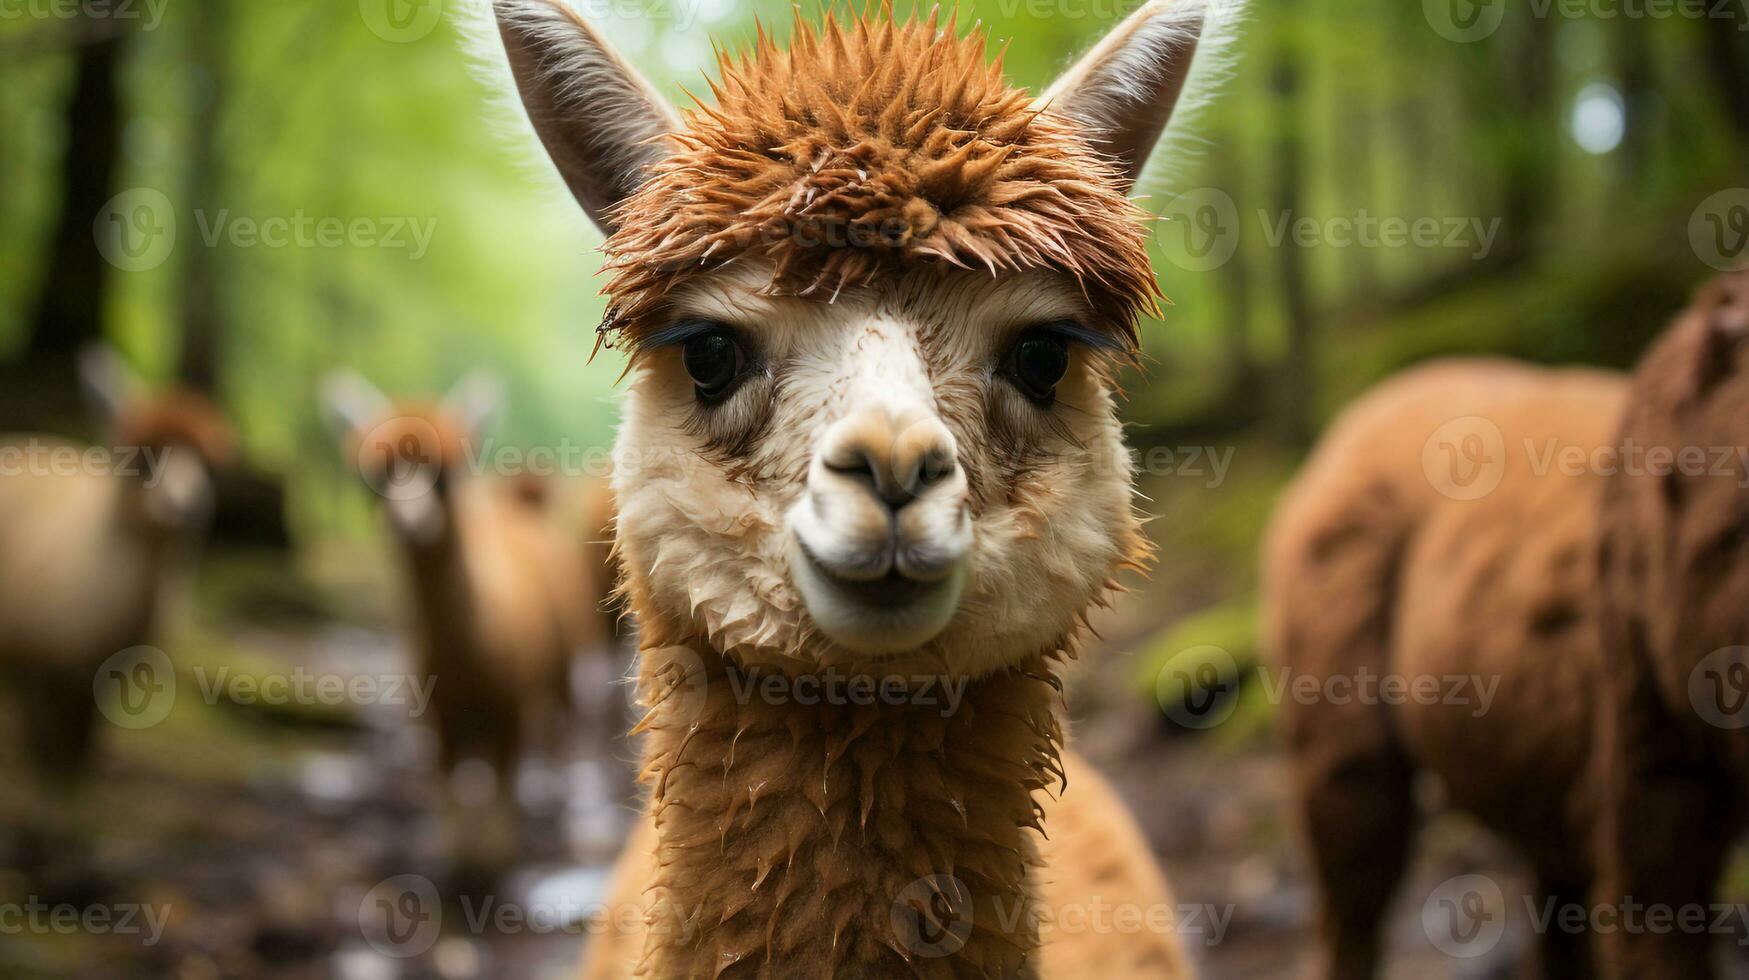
819;412;959;514
917;451;956;488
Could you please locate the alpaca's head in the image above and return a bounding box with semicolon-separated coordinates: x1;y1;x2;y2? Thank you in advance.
1607;269;1749;659
79;344;235;533
320;372;503;545
492;1;1216;676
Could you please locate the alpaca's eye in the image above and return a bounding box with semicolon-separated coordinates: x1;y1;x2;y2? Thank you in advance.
681;329;748;402
1005;331;1072;404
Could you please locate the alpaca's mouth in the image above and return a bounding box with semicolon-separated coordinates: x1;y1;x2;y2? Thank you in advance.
791;540;966;654
800;546;940;607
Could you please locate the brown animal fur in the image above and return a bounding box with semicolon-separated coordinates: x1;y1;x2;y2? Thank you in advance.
1592;269;1749;978
1265;360;1628;978
579;745;1187;979
483;1;1227;975
335;402;613;871
0;381;233;791
1267;270;1749;979
595;8;1162;350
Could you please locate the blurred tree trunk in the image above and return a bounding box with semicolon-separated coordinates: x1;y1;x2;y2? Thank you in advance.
1494;14;1556;268
1271;17;1315;447
1339;85;1380;302
178;0;230;393
6;7;129;431
1700;9;1749;141
1613;21;1654;184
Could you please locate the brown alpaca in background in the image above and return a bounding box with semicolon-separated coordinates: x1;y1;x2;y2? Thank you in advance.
1593;269;1749;979
1266;359;1622;978
322;373;615;876
0;345;233;796
1266;269;1749;979
478;0;1240;974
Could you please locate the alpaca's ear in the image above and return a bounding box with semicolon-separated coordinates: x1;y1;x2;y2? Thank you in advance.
1042;0;1210;192
319;371;391;443
493;0;681;232
78;343;144;426
444;373;505;438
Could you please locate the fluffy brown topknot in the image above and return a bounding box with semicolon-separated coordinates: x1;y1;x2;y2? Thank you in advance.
600;9;1162;349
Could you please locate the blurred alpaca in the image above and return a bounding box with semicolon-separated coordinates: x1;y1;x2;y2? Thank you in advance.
1266;270;1749;979
321;373;615;877
0;345;232;794
1266;360;1620;979
1593;269;1749;979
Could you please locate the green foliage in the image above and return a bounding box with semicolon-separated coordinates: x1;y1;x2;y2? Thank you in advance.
3;0;1746;558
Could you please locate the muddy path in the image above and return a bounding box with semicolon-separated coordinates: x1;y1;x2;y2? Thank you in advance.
4;544;1749;978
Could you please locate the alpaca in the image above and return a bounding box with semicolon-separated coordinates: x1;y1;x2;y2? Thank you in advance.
1265;359;1624;978
1264;270;1749;979
0;344;233;793
480;1;1236;975
1592;269;1749;979
321;373;614;874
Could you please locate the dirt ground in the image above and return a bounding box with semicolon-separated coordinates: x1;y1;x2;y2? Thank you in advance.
4;540;1749;979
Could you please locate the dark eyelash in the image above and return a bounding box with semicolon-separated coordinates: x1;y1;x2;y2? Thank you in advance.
1033;319;1128;353
639;319;730;351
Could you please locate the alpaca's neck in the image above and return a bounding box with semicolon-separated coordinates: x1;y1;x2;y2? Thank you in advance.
398;513;471;648
634;643;1063;979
